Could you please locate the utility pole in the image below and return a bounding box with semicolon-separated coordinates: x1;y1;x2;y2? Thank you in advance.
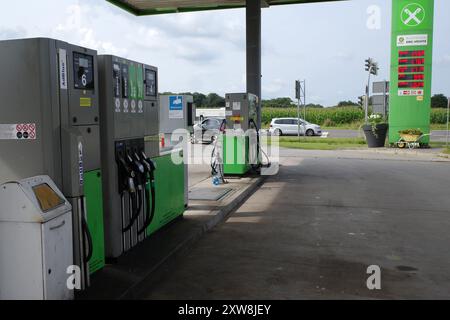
446;97;449;148
304;80;307;121
295;80;306;138
296;80;301;138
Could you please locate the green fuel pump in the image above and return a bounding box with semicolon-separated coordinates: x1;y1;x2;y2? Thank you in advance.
223;93;260;175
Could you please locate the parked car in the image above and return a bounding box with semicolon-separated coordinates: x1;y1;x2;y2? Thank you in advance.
192;117;225;143
269;118;322;136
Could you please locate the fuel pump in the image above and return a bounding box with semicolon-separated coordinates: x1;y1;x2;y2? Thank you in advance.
159;94;195;206
99;55;159;259
223;93;270;176
0;38;105;293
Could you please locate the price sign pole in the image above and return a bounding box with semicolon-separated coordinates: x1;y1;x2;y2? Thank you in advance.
388;0;434;145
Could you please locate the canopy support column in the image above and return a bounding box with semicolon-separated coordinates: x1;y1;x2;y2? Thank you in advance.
246;0;262;128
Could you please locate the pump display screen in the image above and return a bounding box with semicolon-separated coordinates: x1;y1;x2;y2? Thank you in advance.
113;63;121;98
121;64;129;98
145;69;157;96
73;52;94;90
79;58;89;68
33;183;65;213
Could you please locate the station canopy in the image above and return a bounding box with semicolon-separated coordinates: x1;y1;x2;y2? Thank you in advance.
107;0;345;16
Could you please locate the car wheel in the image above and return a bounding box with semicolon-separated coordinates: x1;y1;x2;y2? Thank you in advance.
306;129;314;137
274;129;282;136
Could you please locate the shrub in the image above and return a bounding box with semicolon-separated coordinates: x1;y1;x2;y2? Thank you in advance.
399;129;423;135
430;109;448;124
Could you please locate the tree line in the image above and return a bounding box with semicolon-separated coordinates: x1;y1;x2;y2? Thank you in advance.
160;92;449;109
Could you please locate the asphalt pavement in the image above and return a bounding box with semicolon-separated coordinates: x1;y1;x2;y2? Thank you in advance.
137;148;450;299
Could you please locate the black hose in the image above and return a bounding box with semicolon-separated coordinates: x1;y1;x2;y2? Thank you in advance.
122;188;141;232
138;169;155;235
80;197;93;263
249;119;271;168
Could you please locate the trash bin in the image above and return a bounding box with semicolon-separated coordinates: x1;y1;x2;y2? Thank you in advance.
0;176;73;300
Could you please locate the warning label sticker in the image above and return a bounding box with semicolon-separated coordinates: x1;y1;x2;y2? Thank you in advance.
0;123;37;140
80;97;92;107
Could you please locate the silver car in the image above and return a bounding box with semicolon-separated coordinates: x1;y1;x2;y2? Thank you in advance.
269;118;322;136
192;117;225;144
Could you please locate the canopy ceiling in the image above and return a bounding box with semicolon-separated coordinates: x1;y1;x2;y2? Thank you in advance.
107;0;345;16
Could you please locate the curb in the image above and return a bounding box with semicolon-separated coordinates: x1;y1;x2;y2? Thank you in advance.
119;175;268;300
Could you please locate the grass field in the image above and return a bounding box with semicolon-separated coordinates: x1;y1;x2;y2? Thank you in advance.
321;123;449;131
266;137;448;151
262;107;449;128
268;137;367;150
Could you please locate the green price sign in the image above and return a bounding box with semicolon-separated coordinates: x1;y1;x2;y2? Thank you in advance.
389;0;434;145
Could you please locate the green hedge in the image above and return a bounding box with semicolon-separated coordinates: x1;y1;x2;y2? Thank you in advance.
262;106;448;125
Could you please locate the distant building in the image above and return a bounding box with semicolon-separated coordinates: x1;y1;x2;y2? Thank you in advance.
196;108;226;121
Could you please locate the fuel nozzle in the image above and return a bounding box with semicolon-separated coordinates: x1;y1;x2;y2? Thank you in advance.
140;151;156;173
128;151;146;187
118;154;136;193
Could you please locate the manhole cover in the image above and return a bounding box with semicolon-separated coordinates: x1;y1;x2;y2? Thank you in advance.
189;187;233;201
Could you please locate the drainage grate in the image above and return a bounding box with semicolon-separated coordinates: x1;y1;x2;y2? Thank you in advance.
189;187;233;201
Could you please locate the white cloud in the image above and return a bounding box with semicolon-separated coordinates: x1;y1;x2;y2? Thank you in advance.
52;4;128;56
263;78;286;96
0;0;449;103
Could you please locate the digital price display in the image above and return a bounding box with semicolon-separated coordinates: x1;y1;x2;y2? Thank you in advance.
398;82;424;89
399;66;424;73
397;50;425;90
398;74;424;81
398;58;425;65
399;50;425;57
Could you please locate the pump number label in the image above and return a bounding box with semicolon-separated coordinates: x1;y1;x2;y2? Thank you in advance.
0;123;37;140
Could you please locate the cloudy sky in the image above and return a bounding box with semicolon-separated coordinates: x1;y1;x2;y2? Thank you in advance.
0;0;449;106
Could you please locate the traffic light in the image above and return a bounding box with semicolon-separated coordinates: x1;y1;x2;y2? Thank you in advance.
365;58;372;72
365;58;379;75
358;96;365;106
371;62;379;76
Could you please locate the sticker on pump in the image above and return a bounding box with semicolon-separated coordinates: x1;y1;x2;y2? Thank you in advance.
229;116;244;122
78;142;84;186
0;123;37;140
59;49;68;90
